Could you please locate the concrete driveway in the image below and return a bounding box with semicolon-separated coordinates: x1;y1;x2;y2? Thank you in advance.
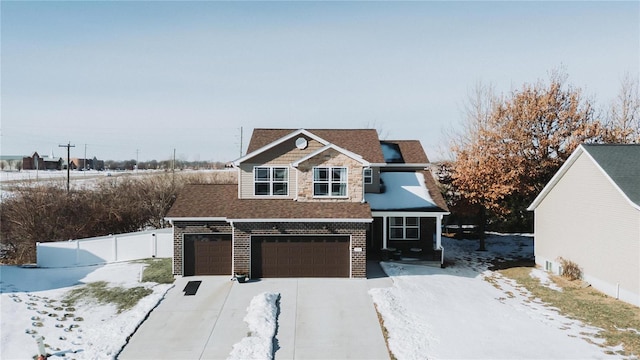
118;270;391;359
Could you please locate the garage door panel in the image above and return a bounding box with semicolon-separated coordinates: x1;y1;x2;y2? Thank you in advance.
184;234;232;276
252;236;350;278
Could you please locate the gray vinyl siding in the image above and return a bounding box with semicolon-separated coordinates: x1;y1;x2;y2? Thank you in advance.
364;167;382;193
534;152;640;304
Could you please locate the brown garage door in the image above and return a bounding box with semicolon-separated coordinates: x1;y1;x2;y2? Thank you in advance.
184;234;232;276
251;236;350;278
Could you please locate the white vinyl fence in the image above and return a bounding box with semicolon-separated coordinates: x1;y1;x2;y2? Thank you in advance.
36;228;173;268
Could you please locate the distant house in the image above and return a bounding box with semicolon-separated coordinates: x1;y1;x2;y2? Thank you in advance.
528;144;640;306
165;128;449;279
22;152;63;170
70;157;105;171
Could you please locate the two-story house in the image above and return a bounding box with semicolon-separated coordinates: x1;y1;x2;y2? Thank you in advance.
165;128;449;278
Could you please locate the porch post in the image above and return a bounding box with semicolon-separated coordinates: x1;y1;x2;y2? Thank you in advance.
382;216;388;249
435;214;442;249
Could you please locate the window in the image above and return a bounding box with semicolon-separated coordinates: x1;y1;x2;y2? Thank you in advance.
389;217;420;240
254;167;288;196
313;167;347;197
363;168;373;184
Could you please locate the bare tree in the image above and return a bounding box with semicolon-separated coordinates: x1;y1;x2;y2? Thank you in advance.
603;73;640;143
0;169;239;264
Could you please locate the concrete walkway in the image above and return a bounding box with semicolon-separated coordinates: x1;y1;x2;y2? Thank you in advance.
119;272;392;359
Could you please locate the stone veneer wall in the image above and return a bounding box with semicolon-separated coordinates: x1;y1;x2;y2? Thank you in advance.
233;222;368;278
295;150;365;203
172;221;232;276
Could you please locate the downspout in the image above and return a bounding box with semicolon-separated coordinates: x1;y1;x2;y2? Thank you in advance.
230;221;235;277
237;166;241;198
361;167;367;203
294;166;299;201
167;219;176;276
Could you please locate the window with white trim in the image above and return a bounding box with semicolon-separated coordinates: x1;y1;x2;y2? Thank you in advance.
313;167;347;197
389;217;420;240
254;166;288;196
363;168;373;184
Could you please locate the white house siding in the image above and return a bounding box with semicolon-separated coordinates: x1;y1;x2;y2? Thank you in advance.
534;152;640;306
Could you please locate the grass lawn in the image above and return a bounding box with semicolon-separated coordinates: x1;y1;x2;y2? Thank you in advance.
140;258;174;284
64;258;174;313
64;281;153;313
500;267;640;357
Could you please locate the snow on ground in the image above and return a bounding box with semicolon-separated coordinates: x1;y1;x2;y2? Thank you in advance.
0;262;172;359
370;234;627;360
0;170;124;199
1;170;92;182
228;292;280;360
0;169;234;198
2;233;631;360
530;268;563;292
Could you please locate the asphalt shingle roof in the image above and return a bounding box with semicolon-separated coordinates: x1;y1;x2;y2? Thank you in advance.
246;129;387;164
166;184;373;220
168;129;448;220
421;170;449;212
383;140;430;164
582;144;640;207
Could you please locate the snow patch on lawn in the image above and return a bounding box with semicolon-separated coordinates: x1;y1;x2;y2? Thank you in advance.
530;268;563;292
370;234;626;359
1;262;172;359
228;292;280;360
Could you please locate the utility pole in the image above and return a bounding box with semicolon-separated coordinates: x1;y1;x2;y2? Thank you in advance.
172;148;176;186
135;149;139;171
59;142;75;192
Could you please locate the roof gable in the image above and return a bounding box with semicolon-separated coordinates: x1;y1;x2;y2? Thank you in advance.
292;144;370;167
582;144;640;208
528;144;640;211
234;129;328;165
243;129;386;164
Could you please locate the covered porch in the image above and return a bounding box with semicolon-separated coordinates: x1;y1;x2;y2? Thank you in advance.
367;212;446;266
364;171;449;267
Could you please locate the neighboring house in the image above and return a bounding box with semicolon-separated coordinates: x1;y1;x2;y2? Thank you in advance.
70;157;105;171
528;144;640;306
165;128;449;279
22;151;63;170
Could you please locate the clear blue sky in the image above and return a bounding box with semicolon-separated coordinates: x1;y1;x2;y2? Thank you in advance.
1;1;638;162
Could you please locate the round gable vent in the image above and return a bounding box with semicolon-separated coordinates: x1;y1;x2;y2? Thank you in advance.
295;137;308;150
